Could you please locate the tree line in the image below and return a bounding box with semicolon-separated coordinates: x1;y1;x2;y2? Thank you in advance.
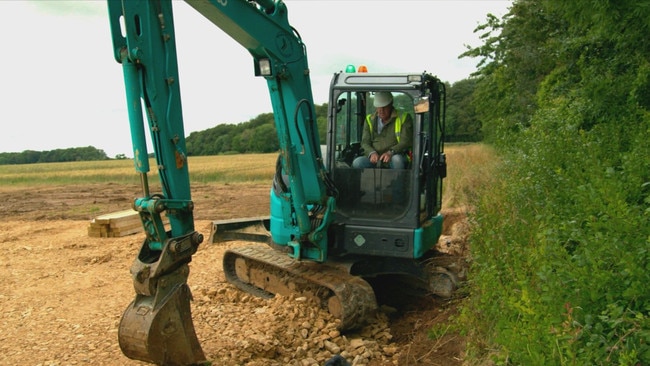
459;0;650;364
185;103;330;156
0;146;112;165
185;88;479;156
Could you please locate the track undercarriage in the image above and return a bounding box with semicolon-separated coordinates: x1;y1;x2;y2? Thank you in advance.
212;217;459;332
223;244;378;331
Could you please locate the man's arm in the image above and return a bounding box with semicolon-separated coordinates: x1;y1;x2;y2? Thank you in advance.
360;117;375;156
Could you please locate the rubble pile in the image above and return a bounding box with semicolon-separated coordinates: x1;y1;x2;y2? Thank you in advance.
191;283;401;366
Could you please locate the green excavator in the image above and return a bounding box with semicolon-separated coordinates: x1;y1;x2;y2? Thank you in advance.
108;0;451;364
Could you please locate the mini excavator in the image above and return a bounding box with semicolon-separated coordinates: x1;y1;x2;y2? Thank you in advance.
107;0;451;364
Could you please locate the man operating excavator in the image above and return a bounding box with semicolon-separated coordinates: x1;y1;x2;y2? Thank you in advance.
352;91;413;169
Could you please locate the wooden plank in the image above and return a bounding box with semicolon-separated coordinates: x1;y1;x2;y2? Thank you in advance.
95;209;138;220
108;218;140;229
88;209;169;238
110;226;144;237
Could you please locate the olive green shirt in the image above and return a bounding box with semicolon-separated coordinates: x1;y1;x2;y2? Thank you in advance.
360;109;413;156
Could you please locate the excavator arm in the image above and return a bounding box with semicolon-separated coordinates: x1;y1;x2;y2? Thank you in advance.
107;0;335;364
184;0;337;262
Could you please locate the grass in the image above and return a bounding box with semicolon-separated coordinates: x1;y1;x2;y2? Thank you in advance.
187;155;277;183
442;143;498;209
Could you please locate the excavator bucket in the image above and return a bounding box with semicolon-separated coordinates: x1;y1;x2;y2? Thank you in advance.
208;216;271;244
118;281;206;365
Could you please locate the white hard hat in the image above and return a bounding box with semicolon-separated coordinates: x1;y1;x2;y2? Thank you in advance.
373;91;393;107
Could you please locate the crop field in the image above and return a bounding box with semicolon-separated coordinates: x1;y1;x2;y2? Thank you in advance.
0;154;279;186
0;144;493;192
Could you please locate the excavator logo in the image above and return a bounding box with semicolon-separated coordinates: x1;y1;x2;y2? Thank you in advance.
275;32;293;57
354;234;366;247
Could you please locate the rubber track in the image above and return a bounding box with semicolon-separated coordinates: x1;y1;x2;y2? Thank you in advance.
223;244;378;331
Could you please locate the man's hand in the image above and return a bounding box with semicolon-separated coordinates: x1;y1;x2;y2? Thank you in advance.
370;150;392;164
379;150;393;163
369;151;379;164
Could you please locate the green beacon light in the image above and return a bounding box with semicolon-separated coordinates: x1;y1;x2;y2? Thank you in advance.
345;64;356;73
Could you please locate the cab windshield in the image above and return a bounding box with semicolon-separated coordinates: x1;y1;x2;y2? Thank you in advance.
330;91;414;220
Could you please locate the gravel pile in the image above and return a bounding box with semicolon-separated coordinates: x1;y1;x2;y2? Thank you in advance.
191;281;401;366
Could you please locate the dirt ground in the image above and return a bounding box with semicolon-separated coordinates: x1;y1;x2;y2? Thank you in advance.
0;182;470;366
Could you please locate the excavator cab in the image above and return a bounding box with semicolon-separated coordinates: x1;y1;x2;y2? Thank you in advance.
331;90;414;215
326;71;447;260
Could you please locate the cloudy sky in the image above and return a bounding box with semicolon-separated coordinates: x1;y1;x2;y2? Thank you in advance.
0;0;511;158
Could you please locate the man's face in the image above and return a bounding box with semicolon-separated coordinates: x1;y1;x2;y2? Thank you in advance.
376;105;392;122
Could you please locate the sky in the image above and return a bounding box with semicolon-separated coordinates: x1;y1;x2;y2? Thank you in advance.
0;0;511;158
